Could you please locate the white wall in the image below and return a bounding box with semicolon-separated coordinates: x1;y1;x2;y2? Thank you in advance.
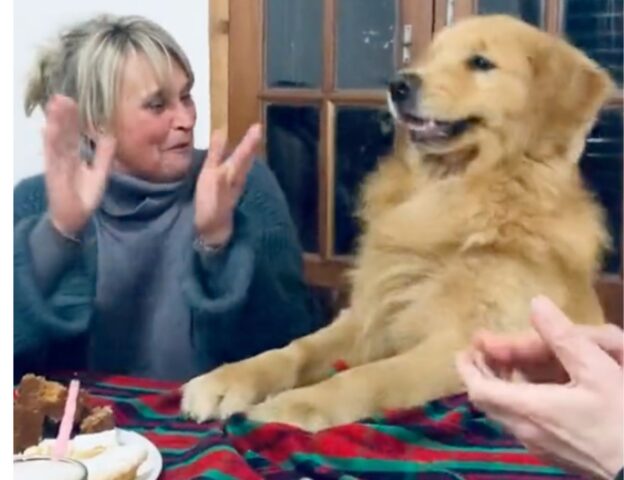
13;0;210;184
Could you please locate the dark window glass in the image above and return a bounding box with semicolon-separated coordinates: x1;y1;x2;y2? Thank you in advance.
265;0;323;88
336;0;398;89
563;0;623;85
265;105;320;253
580;107;622;274
477;0;544;26
334;107;394;255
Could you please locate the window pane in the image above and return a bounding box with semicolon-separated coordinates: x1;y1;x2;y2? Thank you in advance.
580;107;622;274
564;0;623;85
334;107;394;255
477;0;544;26
265;105;320;253
336;0;398;89
265;0;323;88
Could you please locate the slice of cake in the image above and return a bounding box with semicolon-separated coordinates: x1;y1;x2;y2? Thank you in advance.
13;374;116;453
81;406;116;434
16;374;92;421
13;402;44;454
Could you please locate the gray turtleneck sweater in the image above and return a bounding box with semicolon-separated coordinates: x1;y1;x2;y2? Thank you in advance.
14;151;321;381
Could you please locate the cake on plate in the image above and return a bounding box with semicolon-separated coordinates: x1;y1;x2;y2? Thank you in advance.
14;374;115;454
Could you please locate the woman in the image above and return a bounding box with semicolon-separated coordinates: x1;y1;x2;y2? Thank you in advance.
14;14;320;381
457;296;623;479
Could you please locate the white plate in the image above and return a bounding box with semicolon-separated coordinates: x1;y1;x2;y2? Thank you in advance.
116;429;162;480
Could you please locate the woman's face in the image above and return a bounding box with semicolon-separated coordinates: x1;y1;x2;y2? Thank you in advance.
111;53;197;182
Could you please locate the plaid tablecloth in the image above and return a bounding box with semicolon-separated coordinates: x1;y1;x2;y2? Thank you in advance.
71;374;581;480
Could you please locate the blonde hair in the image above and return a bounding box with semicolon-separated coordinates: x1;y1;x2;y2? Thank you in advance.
24;14;194;133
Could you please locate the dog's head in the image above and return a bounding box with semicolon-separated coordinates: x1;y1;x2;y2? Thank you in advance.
389;15;614;165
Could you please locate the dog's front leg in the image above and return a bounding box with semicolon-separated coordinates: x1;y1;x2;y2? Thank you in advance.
248;332;466;431
182;308;368;422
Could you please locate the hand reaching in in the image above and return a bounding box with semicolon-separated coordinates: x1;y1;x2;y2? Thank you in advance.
457;296;624;480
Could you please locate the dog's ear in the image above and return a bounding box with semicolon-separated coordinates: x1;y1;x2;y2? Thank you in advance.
529;35;615;158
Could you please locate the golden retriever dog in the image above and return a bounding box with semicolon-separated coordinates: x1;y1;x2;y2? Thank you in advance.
182;15;614;431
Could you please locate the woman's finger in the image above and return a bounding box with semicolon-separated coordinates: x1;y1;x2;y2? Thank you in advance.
456;350;558;415
577;324;624;365
227;124;262;185
530;296;618;382
205;129;228;168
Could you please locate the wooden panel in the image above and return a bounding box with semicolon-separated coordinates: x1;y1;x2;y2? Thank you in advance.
304;254;350;288
401;0;435;64
544;0;563;33
434;0;448;32
260;89;324;102
209;0;229;132
318;0;337;259
261;89;387;105
318;100;336;258
596;275;623;326
228;0;263;147
453;0;477;20
328;92;387;106
433;0;478;31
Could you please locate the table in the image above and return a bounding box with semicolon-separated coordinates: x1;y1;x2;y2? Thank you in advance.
72;374;581;480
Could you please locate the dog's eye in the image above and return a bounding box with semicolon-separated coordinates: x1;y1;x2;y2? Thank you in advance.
466;54;497;71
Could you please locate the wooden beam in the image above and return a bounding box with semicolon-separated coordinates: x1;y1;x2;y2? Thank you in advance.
304;254;351;288
319;100;336;258
208;0;229;132
260;89;387;105
453;0;476;21
433;0;448;32
544;0;563;34
228;0;263;147
596;275;623;327
401;0;435;65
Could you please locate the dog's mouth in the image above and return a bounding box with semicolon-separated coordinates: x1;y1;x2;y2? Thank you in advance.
400;112;479;144
386;93;480;146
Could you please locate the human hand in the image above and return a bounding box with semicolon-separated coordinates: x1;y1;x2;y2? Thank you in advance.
456;296;624;480
43;95;116;237
194;124;262;246
472;320;623;384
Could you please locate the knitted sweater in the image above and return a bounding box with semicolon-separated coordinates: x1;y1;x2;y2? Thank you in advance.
14;157;321;379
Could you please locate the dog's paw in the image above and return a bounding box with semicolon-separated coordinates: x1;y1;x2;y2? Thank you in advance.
181;364;263;422
248;388;343;432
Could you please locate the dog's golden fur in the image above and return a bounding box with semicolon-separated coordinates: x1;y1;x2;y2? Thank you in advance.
182;15;614;431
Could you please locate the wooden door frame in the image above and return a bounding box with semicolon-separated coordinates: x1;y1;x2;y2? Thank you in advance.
209;0;623;325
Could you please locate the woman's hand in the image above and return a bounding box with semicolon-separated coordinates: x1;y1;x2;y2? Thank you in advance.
43;95;116;237
471;319;623;383
194;124;262;246
457;296;624;480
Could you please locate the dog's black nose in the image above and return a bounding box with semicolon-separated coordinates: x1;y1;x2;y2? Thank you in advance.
389;74;421;103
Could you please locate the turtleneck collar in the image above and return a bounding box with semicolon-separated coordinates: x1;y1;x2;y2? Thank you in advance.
99;151;203;220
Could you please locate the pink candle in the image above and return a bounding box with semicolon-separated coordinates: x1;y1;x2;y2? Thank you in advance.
53;379;80;460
